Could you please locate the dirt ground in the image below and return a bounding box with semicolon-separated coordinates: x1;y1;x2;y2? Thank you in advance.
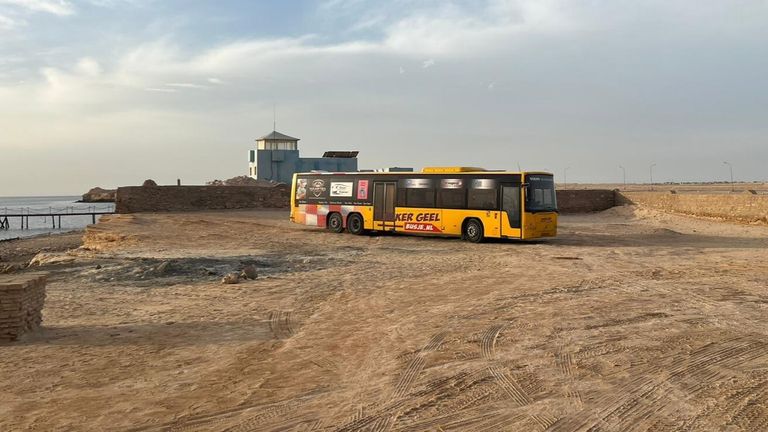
562;182;768;193
1;207;767;431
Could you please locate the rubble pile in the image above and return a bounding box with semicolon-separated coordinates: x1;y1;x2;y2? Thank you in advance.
206;176;283;187
0;273;47;343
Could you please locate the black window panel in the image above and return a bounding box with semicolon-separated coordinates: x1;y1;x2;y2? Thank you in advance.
437;189;466;209
468;189;497;210
406;189;435;208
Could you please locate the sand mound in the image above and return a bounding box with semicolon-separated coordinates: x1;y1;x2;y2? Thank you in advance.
83;215;139;251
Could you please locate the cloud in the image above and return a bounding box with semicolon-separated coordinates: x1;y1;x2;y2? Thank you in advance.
165;82;207;89
3;0;768;193
0;0;74;16
76;57;102;77
0;13;21;29
144;87;176;93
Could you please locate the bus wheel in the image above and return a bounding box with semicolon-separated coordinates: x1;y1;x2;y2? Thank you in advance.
328;213;344;233
463;219;484;243
347;213;365;235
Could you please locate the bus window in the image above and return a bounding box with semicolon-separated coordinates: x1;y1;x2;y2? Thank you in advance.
437;189;465;208
467;179;498;210
406;189;435;207
399;178;435;208
526;175;557;213
468;189;497;210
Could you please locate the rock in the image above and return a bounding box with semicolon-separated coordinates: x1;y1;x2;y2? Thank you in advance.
155;260;172;275
1;264;19;274
81;187;116;203
95;264;102;270
142;179;158;187
240;265;258;280
221;273;240;284
28;252;76;267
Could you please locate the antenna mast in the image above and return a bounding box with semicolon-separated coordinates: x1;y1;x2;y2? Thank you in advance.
273;103;276;132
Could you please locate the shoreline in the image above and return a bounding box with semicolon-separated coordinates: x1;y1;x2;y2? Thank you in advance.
0;230;84;273
1;228;85;241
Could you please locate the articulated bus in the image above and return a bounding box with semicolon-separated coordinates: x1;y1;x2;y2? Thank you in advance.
289;167;557;242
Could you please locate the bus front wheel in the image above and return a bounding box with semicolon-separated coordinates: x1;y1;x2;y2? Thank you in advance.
463;219;484;243
347;213;366;235
328;213;344;233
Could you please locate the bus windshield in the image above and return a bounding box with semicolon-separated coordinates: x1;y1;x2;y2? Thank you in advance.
525;175;557;213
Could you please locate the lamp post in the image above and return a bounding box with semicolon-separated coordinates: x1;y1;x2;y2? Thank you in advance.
649;163;656;191
723;161;734;192
619;165;626;188
564;167;570;190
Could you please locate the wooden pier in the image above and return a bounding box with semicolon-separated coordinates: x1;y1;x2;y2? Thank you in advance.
0;207;114;231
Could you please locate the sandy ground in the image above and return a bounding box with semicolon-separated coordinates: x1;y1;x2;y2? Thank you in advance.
1;207;767;431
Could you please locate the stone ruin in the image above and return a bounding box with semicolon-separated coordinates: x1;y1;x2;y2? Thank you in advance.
0;273;47;343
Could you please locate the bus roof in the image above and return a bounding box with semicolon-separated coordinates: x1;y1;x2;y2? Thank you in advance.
295;170;553;176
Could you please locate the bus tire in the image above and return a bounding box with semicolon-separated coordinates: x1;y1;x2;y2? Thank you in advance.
463;218;484;243
327;212;344;233
347;213;366;235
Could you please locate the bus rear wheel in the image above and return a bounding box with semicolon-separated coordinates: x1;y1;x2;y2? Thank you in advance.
327;213;344;233
347;213;366;235
463;219;484;243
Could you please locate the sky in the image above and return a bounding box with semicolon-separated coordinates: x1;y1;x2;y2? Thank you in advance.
1;0;767;195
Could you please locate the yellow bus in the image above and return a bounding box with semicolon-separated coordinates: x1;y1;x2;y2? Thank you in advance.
289;167;557;242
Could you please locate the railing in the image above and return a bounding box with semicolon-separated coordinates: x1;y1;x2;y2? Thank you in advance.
0;205;115;230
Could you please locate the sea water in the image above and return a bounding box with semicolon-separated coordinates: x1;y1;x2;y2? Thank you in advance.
0;196;115;240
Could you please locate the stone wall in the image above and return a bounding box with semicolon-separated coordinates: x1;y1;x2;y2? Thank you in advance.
116;185;290;214
556;189;616;213
616;191;768;224
0;273;46;343
115;185;620;214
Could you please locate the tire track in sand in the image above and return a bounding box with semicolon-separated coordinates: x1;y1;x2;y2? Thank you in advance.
268;310;295;339
480;325;504;360
128;392;320;432
393;331;447;398
334;331;449;431
546;338;768;432
555;347;583;409
487;366;531;407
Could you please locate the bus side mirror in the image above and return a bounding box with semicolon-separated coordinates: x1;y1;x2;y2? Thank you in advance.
522;183;530;202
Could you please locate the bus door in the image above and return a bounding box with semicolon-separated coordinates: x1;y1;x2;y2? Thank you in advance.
500;183;522;238
373;182;397;230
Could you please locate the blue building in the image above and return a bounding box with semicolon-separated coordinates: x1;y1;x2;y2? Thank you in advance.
248;131;359;184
